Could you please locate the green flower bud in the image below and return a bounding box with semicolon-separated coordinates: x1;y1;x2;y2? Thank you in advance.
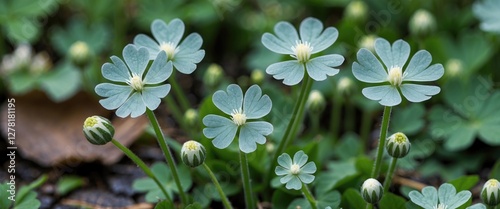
409;9;436;37
69;41;91;66
307;90;326;114
361;178;384;204
481;179;500;206
344;1;368;23
358;35;377;53
184;108;198;127
337;77;355;96
445;59;463;78
385;132;411;158
251;69;265;85
203;64;223;87
181;140;206;167
83;116;114;145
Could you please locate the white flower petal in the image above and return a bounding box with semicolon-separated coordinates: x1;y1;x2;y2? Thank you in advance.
353;49;387;83
243;85;272;119
203;115;238;149
212;84;243;115
362;85;402;106
265;60;304;86
400;84;440;103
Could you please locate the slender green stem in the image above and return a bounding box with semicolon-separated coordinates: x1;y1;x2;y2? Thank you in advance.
360;109;373;153
168;72;191;112
146;109;188;206
265;75;313;190
202;163;233;209
371;106;392;178
301;183;317;209
330;96;343;141
383;157;398;192
111;139;172;204
240;151;255;209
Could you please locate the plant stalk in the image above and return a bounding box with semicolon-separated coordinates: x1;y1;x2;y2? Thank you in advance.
383;157;398;192
240;151;255;209
371;106;392;178
301;183;317;209
168;71;191;112
146;109;188;206
202;163;233;209
111;139;173;204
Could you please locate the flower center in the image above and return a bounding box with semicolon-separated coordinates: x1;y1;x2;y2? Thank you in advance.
184;141;199;151
159;42;178;60
69;41;89;57
387;66;403;86
231;109;247;126
84;117;98;128
291;40;313;63
290;164;300;175
127;74;144;91
394;133;406;144
433;203;447;209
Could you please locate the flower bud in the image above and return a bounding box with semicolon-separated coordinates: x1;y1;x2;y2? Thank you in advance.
203;64;223;87
83;116;114;145
385;132;411;158
361;178;384;204
184;108;198;127
481;179;500;206
307;90;326;114
251;69;265;85
181;140;206;167
69;41;91;66
358;35;377;53
409;9;436;37
445;59;463;78
337;77;355;96
344;1;368;23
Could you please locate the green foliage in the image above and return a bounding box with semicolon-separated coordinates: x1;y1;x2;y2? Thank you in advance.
56;175;85;196
0;175;47;209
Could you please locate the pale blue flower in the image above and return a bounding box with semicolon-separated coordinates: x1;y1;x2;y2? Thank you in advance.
352;38;444;106
275;150;317;190
262;17;344;86
95;45;172;118
133;18;205;74
203;84;273;153
409;183;471;209
473;0;500;34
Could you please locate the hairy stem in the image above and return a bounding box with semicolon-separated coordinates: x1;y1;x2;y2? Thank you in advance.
301;183;317;209
240;151;255;209
383;157;398;192
371;106;392;178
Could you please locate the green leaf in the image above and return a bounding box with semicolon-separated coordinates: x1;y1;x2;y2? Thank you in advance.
379;192;407;209
390;103;425;135
272;189;295;209
39;61;81;102
7;71;38;95
14;191;40;209
489;160;500;180
287;198;309;209
16;175;47;204
448;175;479;191
398;139;436;170
192;187;211;209
184;203;202;209
56;176;85;196
317;190;341;209
316;160;358;194
154;200;174;209
333;133;362;160
4;18;40;43
0;182;14;208
341;188;365;209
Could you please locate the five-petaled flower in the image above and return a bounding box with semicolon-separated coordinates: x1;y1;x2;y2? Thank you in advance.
95;45;172;118
133;18;205;74
352;38;444;106
275;150;317;190
203;84;273;153
409;183;471;209
262;17;344;86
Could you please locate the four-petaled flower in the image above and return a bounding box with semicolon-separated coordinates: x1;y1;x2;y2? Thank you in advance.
262;17;344;86
352;38;444;106
95;45;172;118
203;84;273;153
409;183;471;209
275;150;317;190
133;18;205;74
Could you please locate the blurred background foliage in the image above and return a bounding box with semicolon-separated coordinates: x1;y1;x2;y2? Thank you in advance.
1;0;500;208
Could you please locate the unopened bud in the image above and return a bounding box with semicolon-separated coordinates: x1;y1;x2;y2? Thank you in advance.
181;140;206;167
361;178;384;204
83;116;114;145
204;64;223;87
69;41;91;66
481;179;500;206
409;9;436;37
385;132;411;158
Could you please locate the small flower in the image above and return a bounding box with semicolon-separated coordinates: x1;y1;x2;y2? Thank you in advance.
352;38;444;106
409;183;471;209
251;69;265;84
95;45;172;118
133;19;205;74
261;17;344;86
445;59;464;77
203;84;273;153
275;150;317;190
409;9;436;37
481;179;500;206
473;0;500;34
181;140;206;167
385;132;411;158
358;35;378;53
361;178;384;204
337;77;355;96
69;41;91;65
184;108;199;127
83;116;115;145
344;1;368;22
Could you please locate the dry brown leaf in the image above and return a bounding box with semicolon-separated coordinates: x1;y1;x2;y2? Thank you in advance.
0;91;148;166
